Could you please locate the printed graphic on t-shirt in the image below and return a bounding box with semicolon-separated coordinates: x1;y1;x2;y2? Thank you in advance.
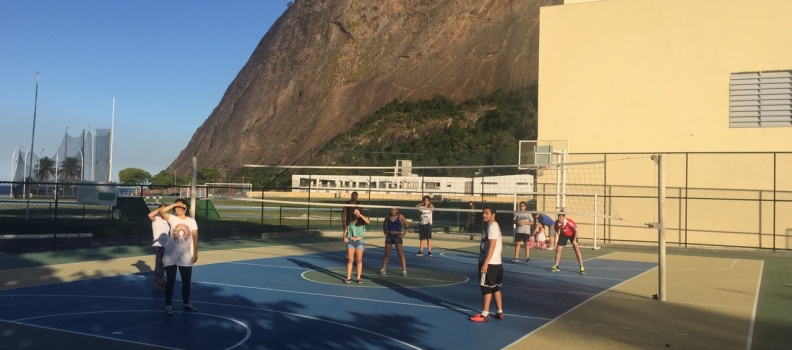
171;223;193;244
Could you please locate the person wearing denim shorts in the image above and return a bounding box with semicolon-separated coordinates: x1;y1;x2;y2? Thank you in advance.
344;208;370;284
380;207;409;277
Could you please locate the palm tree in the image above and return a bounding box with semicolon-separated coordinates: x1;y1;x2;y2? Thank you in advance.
59;156;82;182
36;157;56;182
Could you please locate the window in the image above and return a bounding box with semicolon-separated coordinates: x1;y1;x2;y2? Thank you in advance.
730;70;792;128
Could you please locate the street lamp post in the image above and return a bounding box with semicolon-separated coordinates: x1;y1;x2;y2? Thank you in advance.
25;73;39;220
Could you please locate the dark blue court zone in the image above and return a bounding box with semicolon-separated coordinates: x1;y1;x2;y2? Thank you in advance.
0;249;657;349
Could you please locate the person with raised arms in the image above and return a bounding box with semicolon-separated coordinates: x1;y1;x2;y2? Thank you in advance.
158;198;199;315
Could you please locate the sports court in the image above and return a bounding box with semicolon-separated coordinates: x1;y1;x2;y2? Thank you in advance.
0;236;772;350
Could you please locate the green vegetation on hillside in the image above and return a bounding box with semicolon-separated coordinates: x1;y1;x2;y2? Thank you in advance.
311;84;538;176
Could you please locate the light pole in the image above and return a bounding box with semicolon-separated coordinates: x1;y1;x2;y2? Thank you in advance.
26;72;39;220
76;148;84;182
39;148;45;181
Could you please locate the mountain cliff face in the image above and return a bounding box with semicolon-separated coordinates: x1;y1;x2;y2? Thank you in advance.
170;0;560;171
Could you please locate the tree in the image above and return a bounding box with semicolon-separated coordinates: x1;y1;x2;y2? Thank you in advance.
59;156;82;182
36;157;56;182
151;170;176;186
119;168;152;184
196;166;221;184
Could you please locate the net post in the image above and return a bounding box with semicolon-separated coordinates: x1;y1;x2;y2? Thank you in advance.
593;193;598;250
658;154;666;302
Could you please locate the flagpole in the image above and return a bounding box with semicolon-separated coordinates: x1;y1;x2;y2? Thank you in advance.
108;98;115;182
25;72;39;220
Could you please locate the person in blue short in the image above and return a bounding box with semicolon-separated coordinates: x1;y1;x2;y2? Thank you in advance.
380;207;409;277
344;208;370;284
534;212;557;250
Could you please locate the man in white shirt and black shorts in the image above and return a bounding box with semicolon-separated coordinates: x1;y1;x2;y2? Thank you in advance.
470;207;504;322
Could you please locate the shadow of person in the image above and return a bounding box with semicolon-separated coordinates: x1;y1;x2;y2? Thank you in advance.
370;274;474;317
286;258;345;280
131;259;151;273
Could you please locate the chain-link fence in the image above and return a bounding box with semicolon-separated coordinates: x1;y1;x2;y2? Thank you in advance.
2;151;790;253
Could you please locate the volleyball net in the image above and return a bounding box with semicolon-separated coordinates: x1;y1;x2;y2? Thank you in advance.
218;158;620;249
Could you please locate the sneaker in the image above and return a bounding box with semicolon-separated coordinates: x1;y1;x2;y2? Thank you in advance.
344;277;351;284
153;285;163;291
511;258;519;263
402;270;408;277
183;304;198;312
356;278;363;284
580;266;586;275
547;246;556;250
525;258;530;262
427;251;433;257
550;265;560;272
495;312;505;320
415;251;424;256
379;269;387;275
165;306;173;315
469;313;490;322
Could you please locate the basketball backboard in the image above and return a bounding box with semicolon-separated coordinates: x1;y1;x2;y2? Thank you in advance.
518;140;568;169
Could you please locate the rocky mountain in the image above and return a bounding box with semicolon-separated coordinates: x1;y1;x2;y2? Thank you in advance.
170;0;561;172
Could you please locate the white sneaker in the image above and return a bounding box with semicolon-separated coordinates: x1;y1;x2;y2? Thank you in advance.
379;269;387;275
546;247;556;250
165;306;173;315
402;270;408;277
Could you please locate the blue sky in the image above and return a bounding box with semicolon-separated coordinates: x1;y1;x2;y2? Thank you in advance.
0;0;292;181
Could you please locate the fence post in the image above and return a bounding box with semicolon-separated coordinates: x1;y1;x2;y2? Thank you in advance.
53;182;59;251
759;191;763;249
773;152;776;251
657;154;666;302
279;206;283;230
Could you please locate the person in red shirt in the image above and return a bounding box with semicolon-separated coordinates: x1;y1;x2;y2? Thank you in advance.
550;212;585;274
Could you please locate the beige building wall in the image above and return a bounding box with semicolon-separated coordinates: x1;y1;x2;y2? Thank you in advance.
537;0;792;248
538;0;792;153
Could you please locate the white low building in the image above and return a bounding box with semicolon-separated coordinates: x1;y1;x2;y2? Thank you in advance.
291;161;533;197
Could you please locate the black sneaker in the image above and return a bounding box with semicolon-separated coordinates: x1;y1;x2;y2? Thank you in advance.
427;251;433;257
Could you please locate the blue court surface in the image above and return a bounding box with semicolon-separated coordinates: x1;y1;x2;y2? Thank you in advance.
0;248;656;349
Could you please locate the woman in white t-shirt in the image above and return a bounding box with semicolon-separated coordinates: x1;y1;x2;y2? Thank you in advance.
148;203;169;291
158;198;199;315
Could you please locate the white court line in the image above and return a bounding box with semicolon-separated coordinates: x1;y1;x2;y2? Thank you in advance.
0;295;422;350
196;280;551;321
13;310;251;350
595;292;753;309
731;259;738;269
745;260;764;350
2;318;179;350
299;268;469;286
502;266;658;349
226;262;308;270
